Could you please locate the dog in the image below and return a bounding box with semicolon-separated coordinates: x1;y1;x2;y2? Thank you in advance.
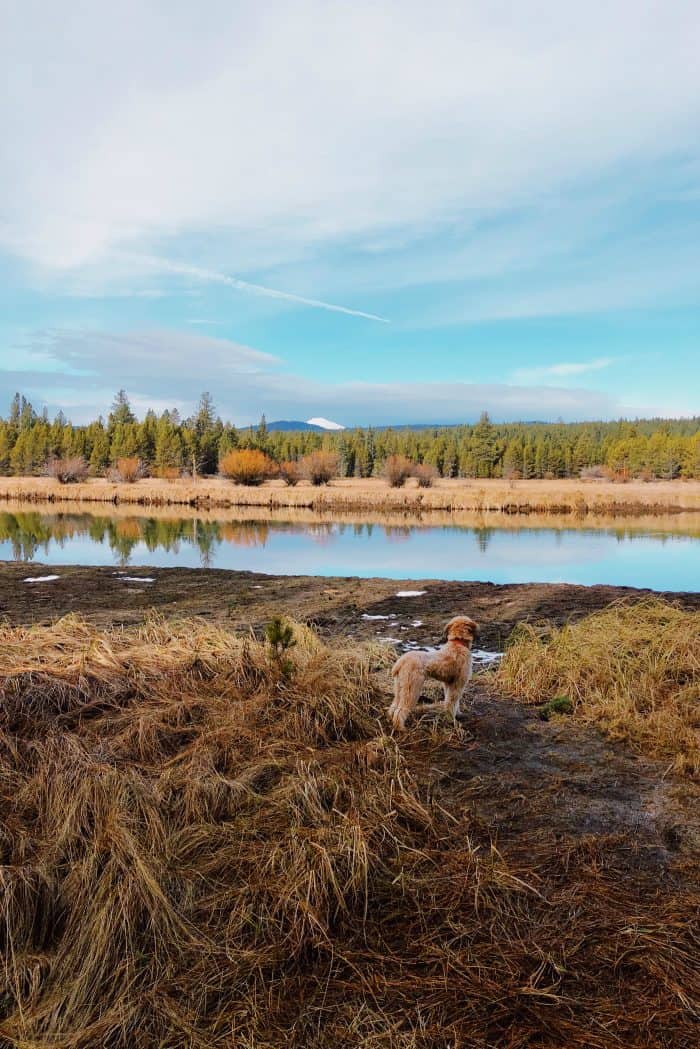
388;615;478;731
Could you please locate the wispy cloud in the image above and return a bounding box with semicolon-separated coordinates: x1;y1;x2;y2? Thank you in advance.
510;358;619;384
8;328;621;425
134;256;389;323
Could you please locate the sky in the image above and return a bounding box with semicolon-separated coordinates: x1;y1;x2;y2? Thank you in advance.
1;0;699;427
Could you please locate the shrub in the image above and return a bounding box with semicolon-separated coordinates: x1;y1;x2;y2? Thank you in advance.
300;450;338;486
383;454;413;488
219;449;275;485
111;457;145;483
414;462;437;488
279;460;300;486
580;465;610;481
155;466;182;481
44;456;89;484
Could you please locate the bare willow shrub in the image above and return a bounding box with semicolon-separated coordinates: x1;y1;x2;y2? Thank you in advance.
278;460;300;486
219;449;276;485
111;457;145;483
300;450;339;485
44;456;89;483
383;454;413;488
414;463;438;488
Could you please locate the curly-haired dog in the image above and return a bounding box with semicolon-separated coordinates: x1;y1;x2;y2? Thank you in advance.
388;615;478;731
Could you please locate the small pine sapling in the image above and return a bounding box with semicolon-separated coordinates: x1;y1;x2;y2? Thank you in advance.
265;617;297;678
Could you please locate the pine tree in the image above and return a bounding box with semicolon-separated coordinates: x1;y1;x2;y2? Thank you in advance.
108;390;135;434
89;427;111;475
471;412;497;478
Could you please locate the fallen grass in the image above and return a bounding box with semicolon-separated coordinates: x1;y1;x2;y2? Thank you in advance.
495;599;700;775
1;615;698;1047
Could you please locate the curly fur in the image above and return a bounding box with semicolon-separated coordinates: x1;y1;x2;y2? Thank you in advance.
388;615;478;731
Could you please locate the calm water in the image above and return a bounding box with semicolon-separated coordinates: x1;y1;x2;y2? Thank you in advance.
1;508;699;591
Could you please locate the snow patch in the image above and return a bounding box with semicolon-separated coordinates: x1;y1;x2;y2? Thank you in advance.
119;576;155;583
473;649;502;666
396;590;426;598
24;574;60;583
361;613;392;621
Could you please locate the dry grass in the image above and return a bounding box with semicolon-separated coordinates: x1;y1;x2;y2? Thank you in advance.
1;615;699;1046
0;475;699;516
495;599;700;775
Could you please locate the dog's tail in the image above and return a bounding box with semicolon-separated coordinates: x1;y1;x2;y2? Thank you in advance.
391;652;408;677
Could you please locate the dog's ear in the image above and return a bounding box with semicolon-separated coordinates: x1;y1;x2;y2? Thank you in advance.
442;616;456;640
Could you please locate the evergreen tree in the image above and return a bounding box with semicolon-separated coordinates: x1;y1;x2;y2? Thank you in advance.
89;425;111;475
108;390;135;433
471;412;497;478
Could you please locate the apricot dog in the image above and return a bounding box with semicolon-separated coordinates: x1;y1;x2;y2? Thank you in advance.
388;615;478;731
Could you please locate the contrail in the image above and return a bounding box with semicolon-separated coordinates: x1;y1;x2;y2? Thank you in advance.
135;255;389;323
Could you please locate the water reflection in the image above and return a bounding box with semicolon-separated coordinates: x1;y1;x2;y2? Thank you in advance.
0;507;698;590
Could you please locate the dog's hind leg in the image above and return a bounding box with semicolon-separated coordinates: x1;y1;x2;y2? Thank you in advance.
390;666;424;731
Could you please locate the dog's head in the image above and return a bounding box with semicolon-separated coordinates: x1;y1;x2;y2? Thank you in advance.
443;615;478;646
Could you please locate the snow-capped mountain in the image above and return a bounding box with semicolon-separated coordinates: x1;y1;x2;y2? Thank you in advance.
266;418;346;433
306;417;345;431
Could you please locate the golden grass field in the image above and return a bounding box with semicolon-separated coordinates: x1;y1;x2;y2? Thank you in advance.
496;599;700;775
1;474;699;515
0;604;698;1047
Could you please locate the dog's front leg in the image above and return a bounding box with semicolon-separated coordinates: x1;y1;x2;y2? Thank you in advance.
443;684;463;725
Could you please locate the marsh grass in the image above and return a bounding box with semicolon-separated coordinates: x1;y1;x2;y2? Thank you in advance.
1;615;698;1046
495;599;700;774
0;475;698;516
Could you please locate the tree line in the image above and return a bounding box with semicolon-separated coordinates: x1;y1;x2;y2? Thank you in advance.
1;390;698;480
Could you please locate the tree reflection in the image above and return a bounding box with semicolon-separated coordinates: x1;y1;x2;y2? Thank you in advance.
474;526;495;553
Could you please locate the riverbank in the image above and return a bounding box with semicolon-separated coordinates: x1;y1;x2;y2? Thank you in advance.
2;474;699;516
1;576;698;1047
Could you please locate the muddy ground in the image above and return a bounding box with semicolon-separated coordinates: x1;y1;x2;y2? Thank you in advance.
2;560;699;646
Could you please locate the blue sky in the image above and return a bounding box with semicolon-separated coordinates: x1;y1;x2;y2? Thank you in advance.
1;1;699;426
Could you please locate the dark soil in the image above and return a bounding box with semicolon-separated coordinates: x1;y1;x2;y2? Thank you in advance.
2;561;698;650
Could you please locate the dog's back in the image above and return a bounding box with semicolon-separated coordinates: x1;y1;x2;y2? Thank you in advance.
391;650;427;677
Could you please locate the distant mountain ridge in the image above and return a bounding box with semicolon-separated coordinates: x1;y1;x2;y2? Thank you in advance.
266;419;338;433
266;420;469;432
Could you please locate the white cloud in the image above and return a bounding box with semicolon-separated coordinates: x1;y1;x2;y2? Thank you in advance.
5;328;621;425
2;0;699;285
511;358;618;384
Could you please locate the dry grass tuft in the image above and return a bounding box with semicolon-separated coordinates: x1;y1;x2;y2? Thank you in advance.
495;598;700;774
1;615;698;1046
